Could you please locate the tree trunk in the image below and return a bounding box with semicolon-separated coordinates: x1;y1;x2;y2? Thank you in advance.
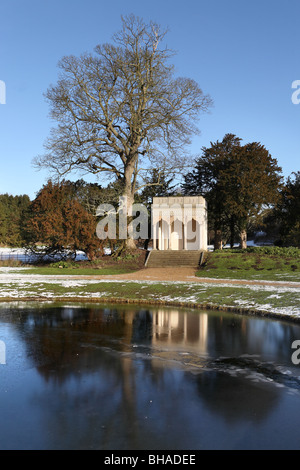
230;216;235;248
240;229;247;249
125;235;136;250
214;228;223;250
123;161;137;251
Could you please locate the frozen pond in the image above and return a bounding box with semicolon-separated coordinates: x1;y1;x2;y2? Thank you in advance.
1;302;300;450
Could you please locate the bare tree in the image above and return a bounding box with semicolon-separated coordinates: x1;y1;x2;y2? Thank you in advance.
34;14;212;249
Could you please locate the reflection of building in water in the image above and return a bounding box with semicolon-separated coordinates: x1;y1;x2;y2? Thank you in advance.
123;308;208;353
152;309;208;353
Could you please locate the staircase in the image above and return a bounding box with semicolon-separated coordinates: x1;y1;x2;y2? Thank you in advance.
145;250;205;268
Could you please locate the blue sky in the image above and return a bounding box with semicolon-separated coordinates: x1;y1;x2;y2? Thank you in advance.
0;0;299;199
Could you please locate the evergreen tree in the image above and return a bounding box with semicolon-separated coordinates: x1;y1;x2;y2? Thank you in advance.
182;134;242;249
183;134;282;249
0;194;31;246
276;172;300;247
25;181;102;260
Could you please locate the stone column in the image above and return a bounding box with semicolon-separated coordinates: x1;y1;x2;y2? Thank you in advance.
158;221;162;250
183;219;187;250
153;219;157;250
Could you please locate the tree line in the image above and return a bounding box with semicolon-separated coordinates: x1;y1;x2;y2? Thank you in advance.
0;171;176;259
0;138;299;257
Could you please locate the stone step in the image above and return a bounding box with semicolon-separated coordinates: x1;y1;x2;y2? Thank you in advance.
145;250;205;267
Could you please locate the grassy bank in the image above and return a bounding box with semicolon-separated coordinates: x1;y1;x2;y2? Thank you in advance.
0;249;146;276
0;277;299;321
20;266;138;276
196;247;300;282
1;246;300;321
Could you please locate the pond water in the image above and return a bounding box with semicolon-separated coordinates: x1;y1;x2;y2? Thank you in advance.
0;302;300;450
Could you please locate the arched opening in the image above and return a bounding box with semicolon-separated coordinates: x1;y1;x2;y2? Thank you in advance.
186;218;201;250
158;219;169;250
170;219;184;250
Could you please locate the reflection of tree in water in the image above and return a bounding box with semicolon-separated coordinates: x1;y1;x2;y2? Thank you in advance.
189;313;300;425
0;306;153;447
131;310;153;345
8;304;170;449
193;368;279;424
11;305;149;380
1;304;300;448
204;311;300;365
9;304;300;379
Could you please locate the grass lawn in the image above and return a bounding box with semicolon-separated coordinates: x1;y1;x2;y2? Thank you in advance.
20;266;138;276
1;246;300;320
0;249;147;276
1;278;299;320
196;247;300;282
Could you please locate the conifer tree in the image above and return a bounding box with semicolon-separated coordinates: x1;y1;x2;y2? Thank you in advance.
276;172;300;247
183;134;282;249
25;181;102;260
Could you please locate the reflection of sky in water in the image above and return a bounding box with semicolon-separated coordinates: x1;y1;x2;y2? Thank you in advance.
0;303;300;449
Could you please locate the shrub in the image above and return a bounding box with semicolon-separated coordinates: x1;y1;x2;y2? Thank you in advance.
214;246;300;257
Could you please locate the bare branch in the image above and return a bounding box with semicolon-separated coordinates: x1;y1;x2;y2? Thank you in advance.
35;14;212;220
